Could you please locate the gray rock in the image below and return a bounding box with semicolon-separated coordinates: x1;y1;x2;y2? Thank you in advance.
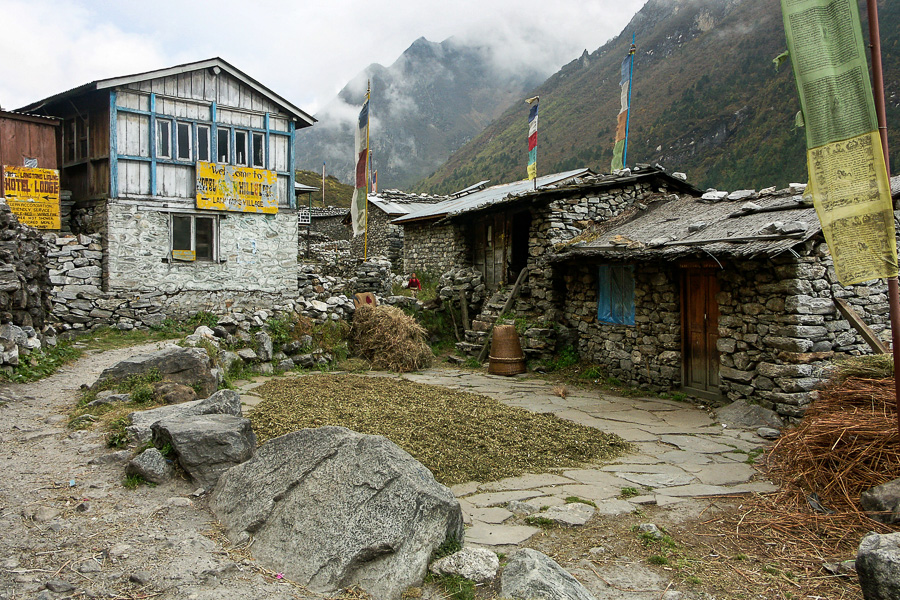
210;427;463;600
88;450;132;465
77;560;101;573
857;531;900;599
44;579;75;593
544;503;595;527
255;332;273;362
757;427;781;440
295;353;315;368
217;351;241;374
95;346;217;398
501;548;596;600
85;393;131;408
716;399;784;429
508;499;542;516
153;381;197;405
637;523;664;540
152;414;256;489
430;548;499;582
861;478;900;524
126;448;174;484
277;358;295;371
127;389;242;444
237;348;258;362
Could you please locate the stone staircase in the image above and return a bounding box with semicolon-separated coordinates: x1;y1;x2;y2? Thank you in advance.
455;287;517;358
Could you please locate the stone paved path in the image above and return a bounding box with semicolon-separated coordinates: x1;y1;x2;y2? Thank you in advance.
237;367;776;552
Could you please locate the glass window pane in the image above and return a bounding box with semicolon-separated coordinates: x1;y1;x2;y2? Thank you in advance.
157;121;171;158
217;129;230;163
197;126;210;161
252;132;265;167
235;131;247;165
195;218;214;260
172;215;191;251
177;122;191;160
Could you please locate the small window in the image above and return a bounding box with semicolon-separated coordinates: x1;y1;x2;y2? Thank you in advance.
76;116;88;159
63;117;89;163
235;130;247;165
597;265;635;325
251;132;265;168
217;128;230;163
171;214;218;262
176;122;192;160
65;121;76;163
197;125;210;162
157;120;172;159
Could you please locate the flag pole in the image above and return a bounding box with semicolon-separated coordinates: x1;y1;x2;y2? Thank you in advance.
363;80;370;260
864;0;900;433
322;161;325;205
623;33;636;169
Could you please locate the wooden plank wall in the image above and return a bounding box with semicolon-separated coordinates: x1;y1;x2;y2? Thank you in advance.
0;116;58;173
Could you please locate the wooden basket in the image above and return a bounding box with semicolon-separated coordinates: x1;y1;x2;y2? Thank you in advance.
489;325;526;376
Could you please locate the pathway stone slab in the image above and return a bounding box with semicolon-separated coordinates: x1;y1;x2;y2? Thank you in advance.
721;452;750;463
465;490;547;508
561;470;637;488
468;507;513;524
478;473;575;492
451;482;481;497
692;463;758;486
575;560;667;600
659;435;735;454
658;410;715;428
600;464;687;475
655;495;688;507
655;450;713;465
596;410;667;427
544;484;621;503
594;499;636;516
653;483;735;497
617;472;697;489
635;425;719;436
544;503;596;527
465;522;539;547
611;428;659;442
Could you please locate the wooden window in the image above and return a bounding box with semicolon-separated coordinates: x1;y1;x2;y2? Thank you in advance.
217;128;230;163
251;132;265;168
197;125;210;162
176;122;192;160
65;121;76;163
76;116;88;159
63;116;89;164
597;265;635;325
234;130;247;165
170;214;218;262
157;120;172;159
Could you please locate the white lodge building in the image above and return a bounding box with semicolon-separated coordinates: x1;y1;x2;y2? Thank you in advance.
20;58;316;316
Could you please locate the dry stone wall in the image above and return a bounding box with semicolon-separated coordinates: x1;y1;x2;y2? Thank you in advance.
0;202;52;330
403;221;467;276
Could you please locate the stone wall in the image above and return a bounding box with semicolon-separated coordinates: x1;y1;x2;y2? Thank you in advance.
310;214;350;241
403;220;467;276
349;209;401;264
0;202;51;330
106;201;299;297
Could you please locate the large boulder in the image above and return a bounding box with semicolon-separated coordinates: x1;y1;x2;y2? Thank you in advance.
151;414;256;489
430;548;499;583
857;531;900;599
716;399;784;429
501;548;597;600
95;346;217;397
125;448;174;484
861;478;900;524
127;389;242;443
210;427;464;600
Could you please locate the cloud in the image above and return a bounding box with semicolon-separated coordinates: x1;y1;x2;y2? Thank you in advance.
0;0;646;113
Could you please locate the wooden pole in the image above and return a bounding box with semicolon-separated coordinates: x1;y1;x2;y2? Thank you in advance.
865;0;900;434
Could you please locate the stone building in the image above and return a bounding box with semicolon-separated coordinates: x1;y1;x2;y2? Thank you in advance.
550;183;897;420
19;58;316;322
349;190;448;266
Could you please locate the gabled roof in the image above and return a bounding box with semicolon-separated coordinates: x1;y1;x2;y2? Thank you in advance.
18;57;315;126
552;185;822;263
368;189;451;217
392;168;594;224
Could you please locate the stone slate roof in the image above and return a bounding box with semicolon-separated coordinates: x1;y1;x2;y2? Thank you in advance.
368;189;451;217
552;185;824;263
308;207;348;218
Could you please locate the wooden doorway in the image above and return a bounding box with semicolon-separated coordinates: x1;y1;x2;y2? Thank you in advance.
681;268;720;399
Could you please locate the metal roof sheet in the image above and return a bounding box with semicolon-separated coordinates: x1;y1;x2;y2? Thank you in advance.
393;169;592;223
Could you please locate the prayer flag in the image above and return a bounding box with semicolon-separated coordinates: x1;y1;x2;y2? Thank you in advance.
526;96;539;180
611;42;636;172
781;0;897;285
350;97;369;237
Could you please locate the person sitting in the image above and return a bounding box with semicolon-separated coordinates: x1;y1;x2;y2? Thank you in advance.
407;273;422;297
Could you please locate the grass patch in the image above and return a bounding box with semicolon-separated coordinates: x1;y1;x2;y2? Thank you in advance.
0;341;82;383
123;474;149;489
250;374;630;485
425;574;474;600
619;486;640;499
564;496;597;508
648;555;669;565
432;535;462;560
525;516;556;528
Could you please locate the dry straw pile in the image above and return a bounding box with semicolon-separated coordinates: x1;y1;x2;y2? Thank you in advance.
349;304;432;372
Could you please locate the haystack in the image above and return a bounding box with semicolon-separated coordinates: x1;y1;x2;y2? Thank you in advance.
350;304;432;372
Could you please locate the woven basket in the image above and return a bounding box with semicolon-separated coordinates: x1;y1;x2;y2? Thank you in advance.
489;325;526;376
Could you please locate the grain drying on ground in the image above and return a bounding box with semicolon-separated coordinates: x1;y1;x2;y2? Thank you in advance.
250;374;630;485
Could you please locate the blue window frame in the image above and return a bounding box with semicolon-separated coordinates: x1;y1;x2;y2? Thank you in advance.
597;265;635;325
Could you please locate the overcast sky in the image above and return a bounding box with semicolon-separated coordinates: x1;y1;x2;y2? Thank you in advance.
1;0;646;114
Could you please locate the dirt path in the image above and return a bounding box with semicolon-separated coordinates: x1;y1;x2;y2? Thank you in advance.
0;342;310;600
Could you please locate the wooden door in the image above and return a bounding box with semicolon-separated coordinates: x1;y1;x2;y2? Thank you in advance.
681;269;720;398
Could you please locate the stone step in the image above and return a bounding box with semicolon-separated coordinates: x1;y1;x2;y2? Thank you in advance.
455;341;482;355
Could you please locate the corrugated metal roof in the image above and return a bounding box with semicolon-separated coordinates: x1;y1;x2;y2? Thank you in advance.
393;169;592;223
367;189;450;216
294;182;319;193
553;189;823;263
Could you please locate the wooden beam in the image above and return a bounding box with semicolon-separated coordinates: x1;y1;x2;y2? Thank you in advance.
834;298;889;354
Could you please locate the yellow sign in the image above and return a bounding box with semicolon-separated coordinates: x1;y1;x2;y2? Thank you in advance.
2;166;61;229
196;161;278;214
172;250;196;262
808;131;898;285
